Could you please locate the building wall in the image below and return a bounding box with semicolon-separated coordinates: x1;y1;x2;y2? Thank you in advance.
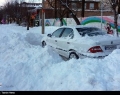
43;0;52;9
43;9;113;19
21;1;113;19
84;11;113;17
43;0;100;10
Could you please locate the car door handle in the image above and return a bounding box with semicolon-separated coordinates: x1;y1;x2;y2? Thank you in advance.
67;42;70;44
55;40;57;42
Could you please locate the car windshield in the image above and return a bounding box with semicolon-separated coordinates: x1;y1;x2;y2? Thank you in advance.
76;27;106;37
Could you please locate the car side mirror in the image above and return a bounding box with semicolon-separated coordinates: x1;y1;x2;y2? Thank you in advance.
47;34;52;37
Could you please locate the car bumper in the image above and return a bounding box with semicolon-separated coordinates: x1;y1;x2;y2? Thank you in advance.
78;53;108;59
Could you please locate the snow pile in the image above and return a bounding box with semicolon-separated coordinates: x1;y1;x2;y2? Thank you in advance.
0;24;120;91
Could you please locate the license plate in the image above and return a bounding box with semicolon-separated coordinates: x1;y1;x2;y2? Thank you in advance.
105;45;116;50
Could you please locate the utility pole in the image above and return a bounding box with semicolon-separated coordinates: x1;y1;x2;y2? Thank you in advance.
42;0;45;34
81;0;85;18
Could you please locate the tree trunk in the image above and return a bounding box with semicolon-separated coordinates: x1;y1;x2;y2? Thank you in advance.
60;18;63;26
65;7;80;25
60;1;80;25
113;9;119;37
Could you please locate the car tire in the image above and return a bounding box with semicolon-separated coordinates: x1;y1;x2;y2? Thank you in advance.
69;52;79;59
42;41;46;48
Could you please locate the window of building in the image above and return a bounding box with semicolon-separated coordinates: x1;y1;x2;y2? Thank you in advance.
71;3;77;9
90;3;94;9
85;3;86;9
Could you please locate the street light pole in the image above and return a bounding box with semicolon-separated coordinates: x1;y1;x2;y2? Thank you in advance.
42;0;45;34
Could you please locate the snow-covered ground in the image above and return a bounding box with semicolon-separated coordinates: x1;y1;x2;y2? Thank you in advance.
1;24;120;91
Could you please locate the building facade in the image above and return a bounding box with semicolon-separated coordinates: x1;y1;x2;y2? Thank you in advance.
42;0;113;18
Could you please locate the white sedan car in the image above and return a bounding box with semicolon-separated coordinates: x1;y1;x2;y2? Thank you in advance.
41;26;120;59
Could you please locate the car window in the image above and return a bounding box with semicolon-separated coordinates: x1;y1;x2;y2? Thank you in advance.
61;28;74;38
52;28;64;37
76;27;105;37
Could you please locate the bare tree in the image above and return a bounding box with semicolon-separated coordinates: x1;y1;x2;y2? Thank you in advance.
47;0;69;25
101;0;111;10
108;0;120;37
1;0;28;25
101;0;120;36
46;0;80;25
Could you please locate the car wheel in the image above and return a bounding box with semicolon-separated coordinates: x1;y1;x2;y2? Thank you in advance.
69;52;79;59
42;41;46;48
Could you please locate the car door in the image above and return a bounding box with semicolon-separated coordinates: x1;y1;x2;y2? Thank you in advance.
56;28;74;57
46;28;65;51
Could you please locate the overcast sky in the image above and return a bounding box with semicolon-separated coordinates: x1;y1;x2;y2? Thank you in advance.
0;0;6;6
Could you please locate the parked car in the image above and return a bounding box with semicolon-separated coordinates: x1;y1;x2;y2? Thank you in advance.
41;26;120;59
